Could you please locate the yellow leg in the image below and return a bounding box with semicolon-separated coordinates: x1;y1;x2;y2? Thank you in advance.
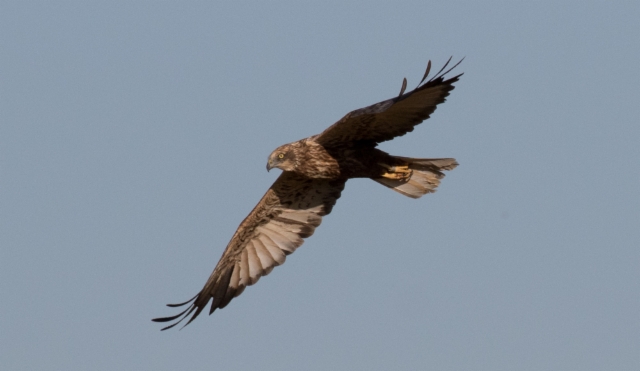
379;164;412;180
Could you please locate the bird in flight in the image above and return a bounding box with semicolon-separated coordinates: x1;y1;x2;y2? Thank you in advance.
153;58;463;330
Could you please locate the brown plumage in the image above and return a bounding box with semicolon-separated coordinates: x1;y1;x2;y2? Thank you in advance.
153;58;463;330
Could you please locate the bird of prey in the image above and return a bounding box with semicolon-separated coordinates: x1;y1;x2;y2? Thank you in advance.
153;58;463;330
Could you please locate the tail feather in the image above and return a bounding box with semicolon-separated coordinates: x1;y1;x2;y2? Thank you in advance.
373;157;458;199
395;157;458;171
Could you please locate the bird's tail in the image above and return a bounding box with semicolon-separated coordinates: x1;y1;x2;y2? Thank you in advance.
373;157;458;199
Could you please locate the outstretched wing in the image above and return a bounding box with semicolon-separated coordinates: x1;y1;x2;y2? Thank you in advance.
315;58;463;148
153;172;346;330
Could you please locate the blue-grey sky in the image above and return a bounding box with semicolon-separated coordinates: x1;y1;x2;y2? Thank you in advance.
1;2;638;370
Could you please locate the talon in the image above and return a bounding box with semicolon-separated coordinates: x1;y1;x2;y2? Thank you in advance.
381;172;409;180
393;165;411;174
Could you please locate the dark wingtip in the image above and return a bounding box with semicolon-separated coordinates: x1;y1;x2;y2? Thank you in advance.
152;315;178;323
166;293;198;308
427;56;452;83
438;57;465;80
153;304;199;331
160;322;180;331
152;303;194;323
398;77;407;97
415;57;463;90
179;305;205;330
417;60;432;87
153;293;202;330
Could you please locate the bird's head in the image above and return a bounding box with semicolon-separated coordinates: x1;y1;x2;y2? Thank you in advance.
266;144;296;172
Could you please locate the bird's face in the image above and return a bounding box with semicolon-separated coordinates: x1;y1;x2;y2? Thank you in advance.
267;145;296;172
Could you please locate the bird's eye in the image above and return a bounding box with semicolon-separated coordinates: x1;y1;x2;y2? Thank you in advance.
278;153;284;159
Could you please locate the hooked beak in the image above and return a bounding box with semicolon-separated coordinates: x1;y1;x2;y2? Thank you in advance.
266;160;273;172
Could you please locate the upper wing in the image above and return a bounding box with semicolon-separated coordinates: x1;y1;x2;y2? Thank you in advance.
152;172;346;330
315;58;463;148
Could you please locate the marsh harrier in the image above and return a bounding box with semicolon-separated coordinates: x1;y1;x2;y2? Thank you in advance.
153;58;463;330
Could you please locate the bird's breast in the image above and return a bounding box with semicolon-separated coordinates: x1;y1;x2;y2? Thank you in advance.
293;141;342;179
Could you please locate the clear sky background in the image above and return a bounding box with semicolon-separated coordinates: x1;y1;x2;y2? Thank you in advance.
1;1;638;370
